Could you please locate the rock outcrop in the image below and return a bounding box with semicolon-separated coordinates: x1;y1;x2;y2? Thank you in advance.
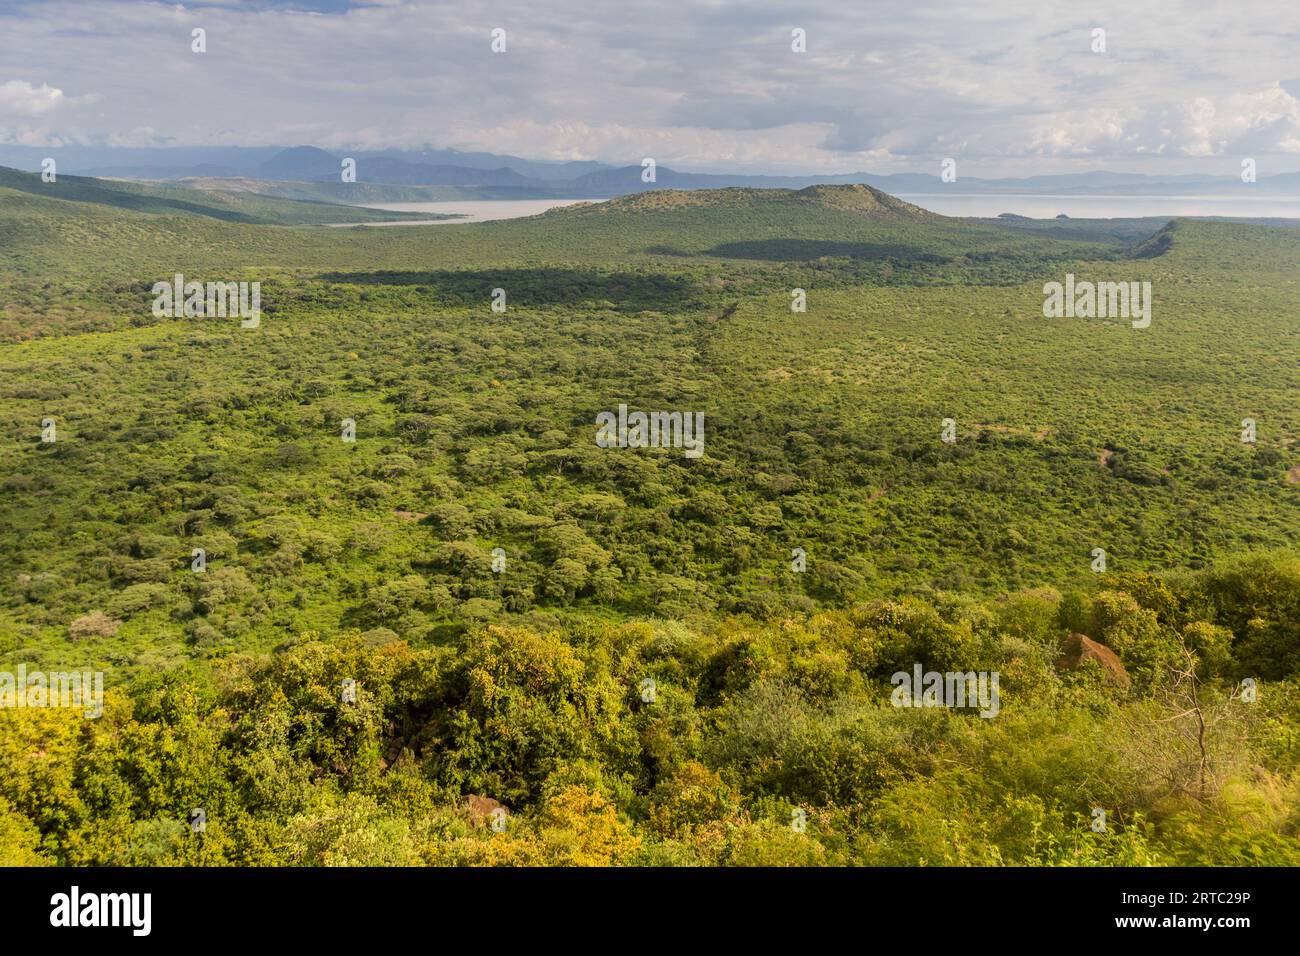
1056;633;1131;689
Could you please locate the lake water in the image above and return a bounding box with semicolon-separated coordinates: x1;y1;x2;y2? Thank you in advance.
894;193;1300;220
333;193;1300;227
339;198;595;226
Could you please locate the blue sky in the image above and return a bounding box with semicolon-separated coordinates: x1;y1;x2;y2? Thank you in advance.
0;0;1298;176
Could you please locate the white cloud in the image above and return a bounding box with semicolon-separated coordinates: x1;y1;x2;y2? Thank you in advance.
0;80;68;116
0;0;1296;174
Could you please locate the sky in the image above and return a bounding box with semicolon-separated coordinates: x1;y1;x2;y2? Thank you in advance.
0;0;1298;176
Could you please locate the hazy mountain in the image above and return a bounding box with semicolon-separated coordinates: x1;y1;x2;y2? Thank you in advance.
364;147;612;181
355;158;537;187
255;146;343;181
0;143;1295;198
253;147;546;188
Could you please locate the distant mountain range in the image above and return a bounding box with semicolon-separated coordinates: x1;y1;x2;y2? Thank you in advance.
0;143;1296;199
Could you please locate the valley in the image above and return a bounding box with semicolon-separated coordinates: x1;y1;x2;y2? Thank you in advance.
0;175;1296;866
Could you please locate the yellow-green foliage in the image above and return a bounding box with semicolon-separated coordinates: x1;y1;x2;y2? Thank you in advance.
0;558;1294;866
1;183;1297;866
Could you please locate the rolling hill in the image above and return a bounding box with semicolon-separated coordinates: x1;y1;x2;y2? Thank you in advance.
0;166;445;226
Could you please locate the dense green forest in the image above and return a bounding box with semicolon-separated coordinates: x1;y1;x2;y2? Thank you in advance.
0;178;1296;865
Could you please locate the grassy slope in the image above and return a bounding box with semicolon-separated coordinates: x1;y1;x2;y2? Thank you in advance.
0;166;445;226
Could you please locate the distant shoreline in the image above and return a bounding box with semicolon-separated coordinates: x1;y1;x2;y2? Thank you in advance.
327;197;600;226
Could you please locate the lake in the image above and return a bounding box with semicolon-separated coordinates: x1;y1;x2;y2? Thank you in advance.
334;193;1300;227
894;193;1300;219
340;199;596;226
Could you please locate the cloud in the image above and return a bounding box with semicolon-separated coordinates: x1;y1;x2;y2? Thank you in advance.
0;0;1296;174
1014;85;1300;159
0;80;69;116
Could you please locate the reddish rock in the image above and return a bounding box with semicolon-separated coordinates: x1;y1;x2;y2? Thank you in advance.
466;794;506;825
1056;633;1131;689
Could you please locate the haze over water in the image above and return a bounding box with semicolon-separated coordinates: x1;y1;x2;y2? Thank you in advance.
346;199;592;225
896;193;1300;219
344;194;1300;226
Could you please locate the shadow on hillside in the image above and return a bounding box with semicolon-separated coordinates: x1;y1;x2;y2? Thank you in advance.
315;267;703;312
701;239;948;262
0;171;260;223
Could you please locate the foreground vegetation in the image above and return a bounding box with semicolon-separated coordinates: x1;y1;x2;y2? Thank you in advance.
0;179;1296;864
1;556;1297;866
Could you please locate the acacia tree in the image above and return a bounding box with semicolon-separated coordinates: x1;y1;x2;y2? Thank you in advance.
1156;631;1254;802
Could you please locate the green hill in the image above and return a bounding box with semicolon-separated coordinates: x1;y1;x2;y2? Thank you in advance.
0;166;445;226
177;176;488;204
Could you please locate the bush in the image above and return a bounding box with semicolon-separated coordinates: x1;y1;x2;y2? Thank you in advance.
69;610;121;640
